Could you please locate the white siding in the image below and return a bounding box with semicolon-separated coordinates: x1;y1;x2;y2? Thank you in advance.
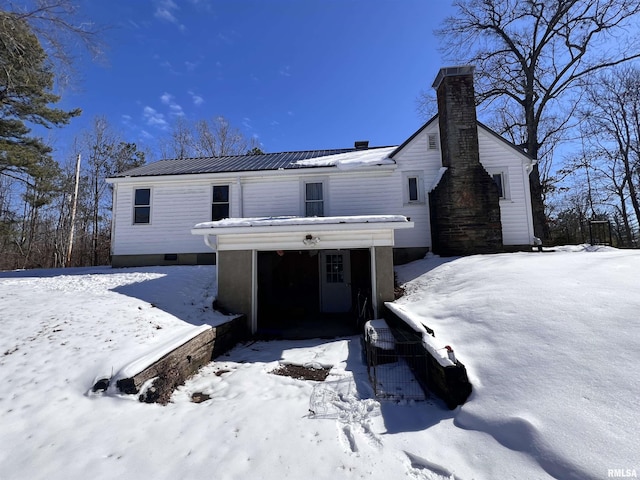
390;125;444;248
112;182;212;255
477;128;535;245
242;177;303;217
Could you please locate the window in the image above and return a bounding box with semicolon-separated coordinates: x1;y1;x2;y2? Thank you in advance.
492;173;505;199
305;182;324;217
403;172;424;204
428;133;439;150
408;176;419;202
212;185;230;221
325;254;344;283
134;188;151;224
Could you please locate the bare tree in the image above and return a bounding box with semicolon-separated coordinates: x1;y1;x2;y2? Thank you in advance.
159;116;261;160
577;66;640;244
75;117;144;265
194;116;259;157
161;116;193;160
433;0;640;241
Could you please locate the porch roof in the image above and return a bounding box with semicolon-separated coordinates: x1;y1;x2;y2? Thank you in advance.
191;215;414;251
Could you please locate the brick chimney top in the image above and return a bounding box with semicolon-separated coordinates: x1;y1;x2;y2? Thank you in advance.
431;65;475;90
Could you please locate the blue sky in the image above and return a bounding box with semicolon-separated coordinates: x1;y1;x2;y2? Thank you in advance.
53;1;456;161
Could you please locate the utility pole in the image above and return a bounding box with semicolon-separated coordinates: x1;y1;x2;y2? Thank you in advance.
66;154;81;267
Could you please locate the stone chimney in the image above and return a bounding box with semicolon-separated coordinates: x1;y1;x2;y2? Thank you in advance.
428;66;503;255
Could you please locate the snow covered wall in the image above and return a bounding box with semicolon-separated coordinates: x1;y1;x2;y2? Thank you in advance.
383;303;472;408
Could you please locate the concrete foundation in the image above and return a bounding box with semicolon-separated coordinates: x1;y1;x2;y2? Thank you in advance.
111;252;216;268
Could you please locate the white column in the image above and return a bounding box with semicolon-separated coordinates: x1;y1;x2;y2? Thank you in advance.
370;246;378;318
251;249;258;334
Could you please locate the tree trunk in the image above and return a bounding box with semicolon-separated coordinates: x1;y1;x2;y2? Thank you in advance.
616;189;633;246
525;96;548;242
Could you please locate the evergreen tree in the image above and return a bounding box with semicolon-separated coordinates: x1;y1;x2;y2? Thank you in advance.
0;10;80;181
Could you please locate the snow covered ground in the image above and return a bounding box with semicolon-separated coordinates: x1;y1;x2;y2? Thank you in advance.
1;247;638;479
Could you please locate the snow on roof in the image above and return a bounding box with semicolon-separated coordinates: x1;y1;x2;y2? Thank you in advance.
292;146;396;170
428;167;448;192
193;214;410;230
109;146;397;180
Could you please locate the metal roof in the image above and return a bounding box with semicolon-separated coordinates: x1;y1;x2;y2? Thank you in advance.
111;148;375;178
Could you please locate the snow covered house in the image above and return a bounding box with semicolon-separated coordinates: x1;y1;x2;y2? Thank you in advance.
107;66;536;336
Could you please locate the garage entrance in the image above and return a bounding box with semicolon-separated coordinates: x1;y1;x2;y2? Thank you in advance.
257;249;372;338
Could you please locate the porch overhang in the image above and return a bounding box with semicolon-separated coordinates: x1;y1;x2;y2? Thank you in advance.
191;215;414;251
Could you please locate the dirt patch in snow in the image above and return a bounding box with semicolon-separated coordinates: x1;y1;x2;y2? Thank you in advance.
271;364;331;382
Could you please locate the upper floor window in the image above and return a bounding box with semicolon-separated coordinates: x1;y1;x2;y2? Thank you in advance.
134;188;151;224
403;171;424;204
212;185;230;221
408;176;419;202
305;182;324;216
492;173;505;199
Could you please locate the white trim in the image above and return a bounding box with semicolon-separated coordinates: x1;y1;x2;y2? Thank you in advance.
301;177;329;217
192;216;413;252
402;170;425;204
213;229;398;251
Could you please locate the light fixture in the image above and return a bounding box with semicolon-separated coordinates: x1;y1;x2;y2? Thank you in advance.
303;234;320;246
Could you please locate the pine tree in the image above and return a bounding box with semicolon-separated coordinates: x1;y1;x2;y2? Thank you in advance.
0;10;80;181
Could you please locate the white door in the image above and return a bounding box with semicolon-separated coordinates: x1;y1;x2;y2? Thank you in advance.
320;250;352;313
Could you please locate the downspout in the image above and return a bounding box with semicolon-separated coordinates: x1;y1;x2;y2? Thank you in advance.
237;176;244;217
204;234;217;250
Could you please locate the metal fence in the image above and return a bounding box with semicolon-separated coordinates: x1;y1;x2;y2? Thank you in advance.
363;320;427;401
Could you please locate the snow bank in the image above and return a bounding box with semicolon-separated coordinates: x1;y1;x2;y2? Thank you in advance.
384;303;454;367
394;248;640;479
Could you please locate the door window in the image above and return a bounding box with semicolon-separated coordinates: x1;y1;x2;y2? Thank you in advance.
325;254;344;283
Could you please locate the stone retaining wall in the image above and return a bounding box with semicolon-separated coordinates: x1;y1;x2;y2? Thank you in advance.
115;315;247;404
